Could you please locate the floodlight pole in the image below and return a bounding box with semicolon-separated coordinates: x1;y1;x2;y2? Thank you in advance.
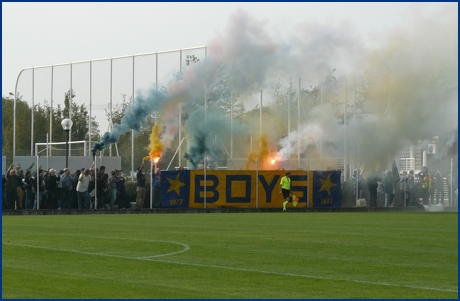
61;118;73;168
256;157;259;209
150;159;153;209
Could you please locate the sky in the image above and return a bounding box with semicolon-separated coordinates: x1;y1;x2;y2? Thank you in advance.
2;2;458;171
2;2;447;97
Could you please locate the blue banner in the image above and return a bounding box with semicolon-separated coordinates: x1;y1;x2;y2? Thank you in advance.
160;170;341;208
312;170;341;207
160;170;190;208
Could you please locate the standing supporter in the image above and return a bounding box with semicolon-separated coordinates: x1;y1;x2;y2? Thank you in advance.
279;171;291;212
152;168;162;208
429;170;436;204
97;166;106;181
88;168;96;209
384;170;394;207
434;168;444;205
57;170;64;209
97;166;107;209
99;173;109;209
70;170;80;209
136;162;146;209
22;170;35;209
77;168;91;209
408;170;416;205
367;172;379;207
5;164;19;210
2;174;6;209
400;171;409;206
46;169;59;209
116;170;128;209
419;166;431;205
109;170;118;209
60;168;73;209
16;168;24;209
352;169;364;200
32;169;46;209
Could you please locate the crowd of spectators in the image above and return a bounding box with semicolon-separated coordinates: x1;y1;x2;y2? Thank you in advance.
2;163;135;210
364;166;457;207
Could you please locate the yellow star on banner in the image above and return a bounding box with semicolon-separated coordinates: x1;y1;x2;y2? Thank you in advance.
318;174;337;196
167;173;185;195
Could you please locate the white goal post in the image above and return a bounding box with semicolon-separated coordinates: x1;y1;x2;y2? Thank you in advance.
35;140;88;157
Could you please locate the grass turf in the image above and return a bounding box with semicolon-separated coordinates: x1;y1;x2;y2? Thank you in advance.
2;212;458;299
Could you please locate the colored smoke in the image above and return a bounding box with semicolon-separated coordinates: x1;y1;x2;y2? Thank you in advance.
92;5;457;173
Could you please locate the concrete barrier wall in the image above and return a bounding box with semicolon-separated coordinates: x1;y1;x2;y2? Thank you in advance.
12;156;121;174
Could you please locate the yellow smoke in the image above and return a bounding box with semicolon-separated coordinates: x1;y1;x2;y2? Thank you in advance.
245;133;275;170
144;122;164;163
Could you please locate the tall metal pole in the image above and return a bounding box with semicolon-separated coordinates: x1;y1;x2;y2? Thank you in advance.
150;159;153;209
31;68;34;155
46;133;49;171
50;66;53;156
179;105;182;168
155;52;158;90
109;59;113;157
89;61;92;160
154;162;157;207
36;153;39;209
319;82;323;156
231;91;233;159
179;51;182;169
450;158;453;206
65;130;70;168
298;78;301;169
344;77;348;181
204;156;207;209
288;80;291;159
94;154;98;209
205;85;207;122
256;157;259;208
260;90;263;141
69;64;72;156
354;82;357;205
132;55;135;181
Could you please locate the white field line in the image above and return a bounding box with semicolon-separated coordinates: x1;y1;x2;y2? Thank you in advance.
4;240;457;294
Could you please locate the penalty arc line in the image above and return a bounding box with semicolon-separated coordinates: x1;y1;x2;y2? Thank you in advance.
4;242;457;294
147;258;458;293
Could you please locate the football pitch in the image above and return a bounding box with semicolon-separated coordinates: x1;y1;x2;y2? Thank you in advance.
2;212;458;299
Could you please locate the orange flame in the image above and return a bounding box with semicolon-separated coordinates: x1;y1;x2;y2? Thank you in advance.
145;122;164;163
245;133;275;170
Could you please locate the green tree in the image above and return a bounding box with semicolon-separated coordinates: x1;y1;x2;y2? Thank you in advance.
2;94;33;159
32;89;101;156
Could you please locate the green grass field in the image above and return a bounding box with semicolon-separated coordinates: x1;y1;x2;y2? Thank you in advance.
2;212;458;299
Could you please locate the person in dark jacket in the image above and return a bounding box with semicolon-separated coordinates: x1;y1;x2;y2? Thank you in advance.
136;162;146;209
22;170;35;210
5;164;19;210
96;166;108;209
16;168;24;209
32;169;46;209
2;174;6;209
116;170;128;209
46;169;59;209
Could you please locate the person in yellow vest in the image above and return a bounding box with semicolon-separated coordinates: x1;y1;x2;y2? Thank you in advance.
419;166;431;205
279;171;291;212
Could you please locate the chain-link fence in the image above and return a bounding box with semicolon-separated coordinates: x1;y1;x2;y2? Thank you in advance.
13;45;420;179
12;46;208;171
